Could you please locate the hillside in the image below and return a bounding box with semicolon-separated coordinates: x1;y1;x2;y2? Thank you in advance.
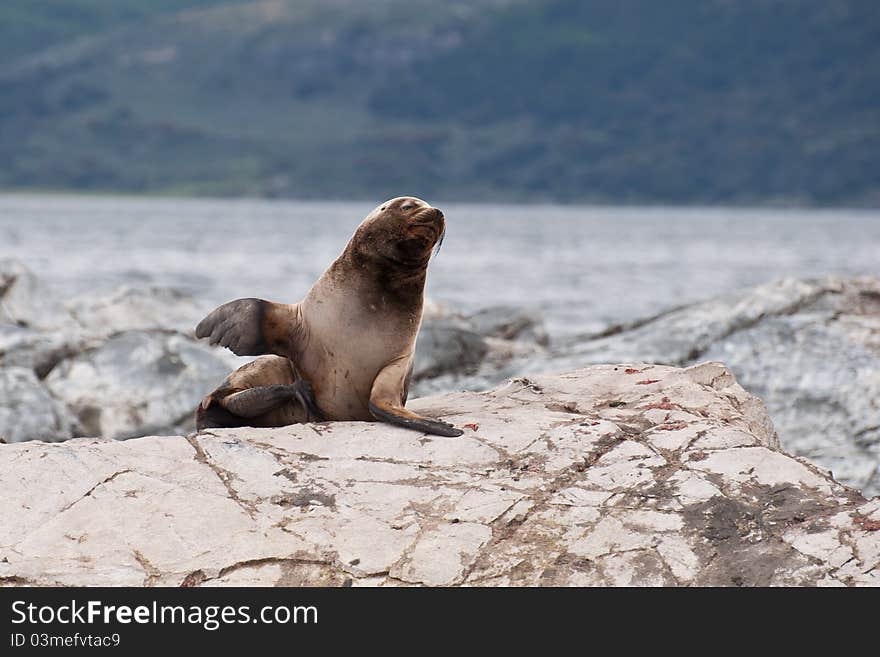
1;0;878;204
0;0;237;61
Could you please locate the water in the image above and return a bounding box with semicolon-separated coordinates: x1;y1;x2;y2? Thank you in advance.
1;194;878;339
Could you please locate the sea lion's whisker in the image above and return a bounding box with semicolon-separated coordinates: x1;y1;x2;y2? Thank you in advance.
433;229;445;257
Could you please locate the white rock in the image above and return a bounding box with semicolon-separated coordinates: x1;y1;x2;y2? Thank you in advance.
0;366;75;442
67;285;211;338
45;330;235;438
391;523;492;585
1;363;877;587
544;277;880;495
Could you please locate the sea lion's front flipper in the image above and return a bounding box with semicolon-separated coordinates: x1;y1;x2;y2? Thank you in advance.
195;298;302;358
369;358;464;437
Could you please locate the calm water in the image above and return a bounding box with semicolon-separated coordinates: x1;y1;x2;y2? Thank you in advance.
1;194;878;338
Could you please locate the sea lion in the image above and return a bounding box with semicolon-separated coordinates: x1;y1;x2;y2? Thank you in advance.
195;196;463;437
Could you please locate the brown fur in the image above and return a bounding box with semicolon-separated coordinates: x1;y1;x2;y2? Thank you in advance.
196;356;307;429
195;197;462;437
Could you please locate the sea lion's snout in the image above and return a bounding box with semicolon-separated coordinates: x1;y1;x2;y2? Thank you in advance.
408;206;445;243
412;206;444;228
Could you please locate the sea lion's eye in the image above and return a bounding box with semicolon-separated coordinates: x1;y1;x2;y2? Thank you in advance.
401;203;413;211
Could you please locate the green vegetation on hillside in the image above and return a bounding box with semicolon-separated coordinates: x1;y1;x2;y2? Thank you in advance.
371;0;880;204
0;0;238;61
1;0;878;204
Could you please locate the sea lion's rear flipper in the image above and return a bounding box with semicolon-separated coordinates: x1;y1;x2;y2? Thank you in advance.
222;385;300;418
195;298;302;358
369;358;464;437
196;394;251;430
224;380;324;420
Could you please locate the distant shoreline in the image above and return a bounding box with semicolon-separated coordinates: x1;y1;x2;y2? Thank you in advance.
1;188;878;212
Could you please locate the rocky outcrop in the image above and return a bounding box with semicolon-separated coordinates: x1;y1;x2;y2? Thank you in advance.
543;277;880;497
44;331;238;439
700;279;880;498
67;286;214;338
0;324;78;378
465;305;549;346
2;259;878;500
412;319;489;380
2;363;877;587
0;261;246;441
419;277;880;497
0;258;73;330
0;367;76;443
411;305;548;396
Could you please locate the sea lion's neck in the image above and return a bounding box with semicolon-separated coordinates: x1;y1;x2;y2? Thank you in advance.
306;249;426;321
374;259;427;307
342;246;427;308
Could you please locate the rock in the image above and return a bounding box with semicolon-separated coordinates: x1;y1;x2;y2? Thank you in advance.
701;279;880;496
411;336;547;398
0;367;75;443
0;324;83;378
1;362;877;587
0;273;236;439
413;318;489;380
44;330;239;439
68;285;210;338
411;306;549;392
0;267;16;298
554;277;837;367
0;263;228;438
0;259;74;330
540;277;880;497
466;306;549;346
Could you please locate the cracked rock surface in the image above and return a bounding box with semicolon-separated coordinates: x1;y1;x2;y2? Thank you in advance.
477;277;880;496
2;362;877;587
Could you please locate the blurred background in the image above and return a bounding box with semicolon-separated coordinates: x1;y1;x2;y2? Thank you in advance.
1;0;878;203
0;1;878;495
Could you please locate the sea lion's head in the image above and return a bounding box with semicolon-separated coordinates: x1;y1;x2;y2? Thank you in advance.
350;196;446;269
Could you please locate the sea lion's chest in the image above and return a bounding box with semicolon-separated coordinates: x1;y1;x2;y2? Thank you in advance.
299;288;420;420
